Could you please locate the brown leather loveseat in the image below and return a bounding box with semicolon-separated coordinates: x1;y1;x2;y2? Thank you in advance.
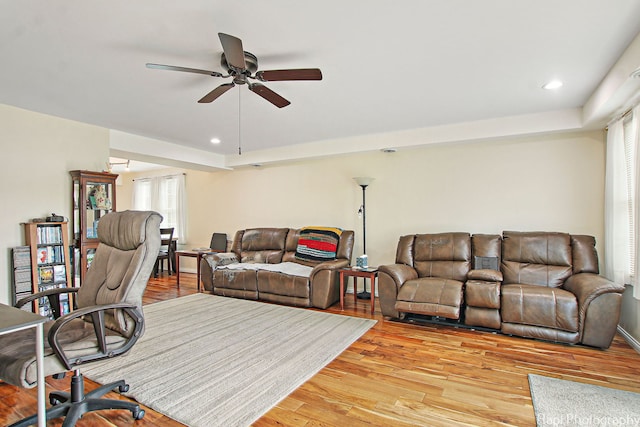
200;227;354;309
378;231;625;349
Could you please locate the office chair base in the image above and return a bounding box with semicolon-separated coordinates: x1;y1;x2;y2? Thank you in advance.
9;372;144;427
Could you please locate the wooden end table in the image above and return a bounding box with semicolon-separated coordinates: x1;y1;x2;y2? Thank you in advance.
175;249;221;291
339;267;378;314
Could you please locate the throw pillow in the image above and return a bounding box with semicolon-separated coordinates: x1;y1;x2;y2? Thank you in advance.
295;227;342;262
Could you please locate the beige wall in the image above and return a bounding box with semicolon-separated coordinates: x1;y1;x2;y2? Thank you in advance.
118;130;606;274
0;104;110;304
4;103;638;344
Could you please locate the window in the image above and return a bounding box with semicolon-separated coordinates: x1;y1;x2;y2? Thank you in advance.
605;105;640;298
133;174;187;243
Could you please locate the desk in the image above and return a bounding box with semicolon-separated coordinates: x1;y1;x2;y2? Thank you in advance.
0;304;47;427
175;250;218;291
339;268;378;314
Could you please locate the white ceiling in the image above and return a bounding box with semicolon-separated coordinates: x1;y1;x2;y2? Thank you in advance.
2;1;640;170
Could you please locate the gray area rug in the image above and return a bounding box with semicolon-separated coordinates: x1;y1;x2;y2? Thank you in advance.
83;293;376;427
528;374;640;426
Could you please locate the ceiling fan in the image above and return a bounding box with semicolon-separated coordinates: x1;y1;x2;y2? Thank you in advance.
146;32;322;108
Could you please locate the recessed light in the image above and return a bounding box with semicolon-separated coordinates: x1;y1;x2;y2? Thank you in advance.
542;80;563;90
210;138;221;144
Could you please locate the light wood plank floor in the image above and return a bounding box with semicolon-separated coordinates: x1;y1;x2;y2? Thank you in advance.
2;272;639;426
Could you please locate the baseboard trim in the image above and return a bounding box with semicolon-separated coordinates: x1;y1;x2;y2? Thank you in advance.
617;325;640;354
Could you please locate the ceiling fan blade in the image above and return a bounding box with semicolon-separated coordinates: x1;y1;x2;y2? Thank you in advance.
218;33;246;70
146;63;223;77
198;83;235;103
256;68;323;82
248;83;290;108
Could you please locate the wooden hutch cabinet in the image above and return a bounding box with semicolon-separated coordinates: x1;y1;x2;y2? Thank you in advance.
70;170;118;286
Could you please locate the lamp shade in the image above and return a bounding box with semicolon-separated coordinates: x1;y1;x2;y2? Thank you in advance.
353;176;374;187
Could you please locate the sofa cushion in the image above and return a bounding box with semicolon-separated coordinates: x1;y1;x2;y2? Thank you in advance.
217;262;313;277
239;228;288;263
213;269;259;292
257;271;311;300
295;227;342;262
413;233;471;281
395;234;416;266
395;277;464;319
501;284;578;332
571;235;599;274
501;231;573;287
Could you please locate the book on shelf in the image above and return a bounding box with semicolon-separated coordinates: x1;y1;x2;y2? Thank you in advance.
38;303;52;318
13;246;31;268
38;266;54;284
37;225;63;244
53;265;66;282
36;245;65;264
15;280;31;294
14;268;31;284
37;247;49;264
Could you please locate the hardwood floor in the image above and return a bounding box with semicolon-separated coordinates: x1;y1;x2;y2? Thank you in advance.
2;272;640;426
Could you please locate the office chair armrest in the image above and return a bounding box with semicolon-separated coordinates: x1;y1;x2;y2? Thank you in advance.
15;287;80;319
48;303;145;370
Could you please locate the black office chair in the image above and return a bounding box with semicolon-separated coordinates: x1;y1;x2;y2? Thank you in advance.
210;232;228;252
0;210;162;426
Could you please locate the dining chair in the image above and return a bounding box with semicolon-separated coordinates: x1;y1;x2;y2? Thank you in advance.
210;232;228;252
154;227;174;277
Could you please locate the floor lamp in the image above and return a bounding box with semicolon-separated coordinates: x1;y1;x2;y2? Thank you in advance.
354;176;374;299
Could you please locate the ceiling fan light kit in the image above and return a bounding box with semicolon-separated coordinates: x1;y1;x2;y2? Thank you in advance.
146;32;322;108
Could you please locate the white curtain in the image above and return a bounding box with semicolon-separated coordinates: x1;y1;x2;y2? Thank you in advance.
632;105;640;298
131;174;187;244
604;118;630;286
604;105;640;299
174;174;187;245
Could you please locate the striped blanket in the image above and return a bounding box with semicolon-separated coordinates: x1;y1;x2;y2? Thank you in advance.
294;226;343;262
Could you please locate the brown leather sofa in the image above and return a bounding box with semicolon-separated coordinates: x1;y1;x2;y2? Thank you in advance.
200;227;354;309
378;231;625;349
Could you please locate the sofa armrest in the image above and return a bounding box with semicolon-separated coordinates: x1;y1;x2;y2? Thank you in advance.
377;264;418;318
200;252;239;292
564;273;625;348
307;259;351;309
378;264;418;289
467;269;503;282
310;259;350;277
204;252;239;269
564;273;624;308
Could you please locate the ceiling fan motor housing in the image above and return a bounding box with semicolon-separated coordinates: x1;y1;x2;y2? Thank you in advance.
221;51;258;84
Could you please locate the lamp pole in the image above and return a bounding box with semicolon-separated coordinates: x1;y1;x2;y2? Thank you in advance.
360;183;368;255
353;177;374;299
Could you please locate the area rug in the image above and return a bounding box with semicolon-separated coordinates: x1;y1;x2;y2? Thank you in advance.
83;293;376;427
528;374;640;426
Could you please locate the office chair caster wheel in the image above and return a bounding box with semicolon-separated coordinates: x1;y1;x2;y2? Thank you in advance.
119;384;130;393
133;409;145;420
49;396;61;405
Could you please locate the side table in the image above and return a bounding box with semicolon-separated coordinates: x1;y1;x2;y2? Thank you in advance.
339;267;378;314
175;250;220;291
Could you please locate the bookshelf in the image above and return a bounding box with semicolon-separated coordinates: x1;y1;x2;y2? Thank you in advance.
69;170;117;286
12;246;32;310
21;221;73;318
